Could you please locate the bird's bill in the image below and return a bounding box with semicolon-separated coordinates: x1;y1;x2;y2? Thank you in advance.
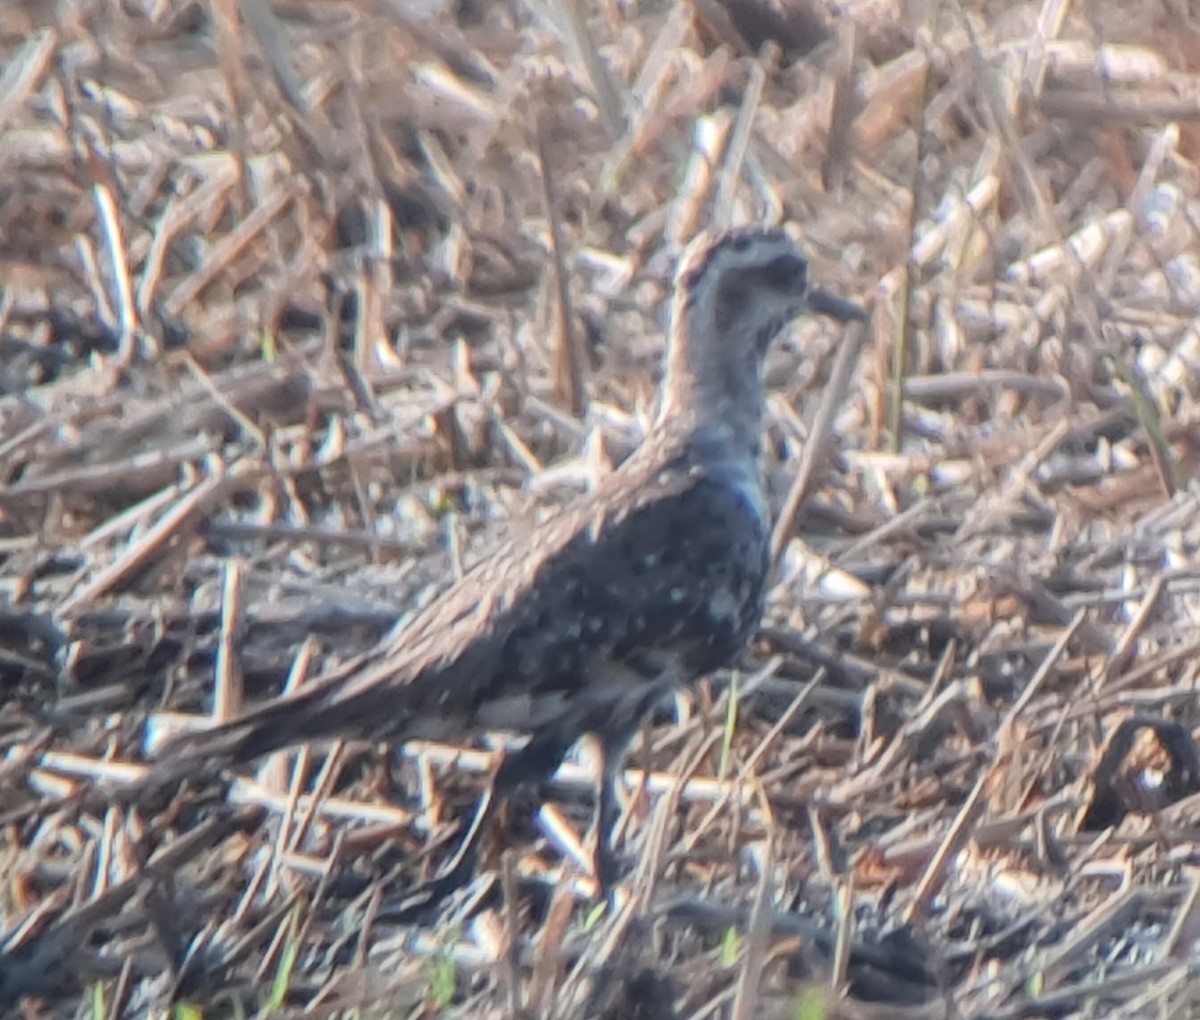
808;287;868;322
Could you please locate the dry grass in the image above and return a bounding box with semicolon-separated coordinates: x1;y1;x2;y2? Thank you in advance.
3;0;1200;1017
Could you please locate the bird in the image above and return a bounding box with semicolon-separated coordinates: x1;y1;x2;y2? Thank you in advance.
158;225;866;911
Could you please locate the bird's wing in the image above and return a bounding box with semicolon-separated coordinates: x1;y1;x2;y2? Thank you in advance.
157;436;768;765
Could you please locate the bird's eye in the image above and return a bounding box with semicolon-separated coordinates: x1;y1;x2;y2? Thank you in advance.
760;254;807;290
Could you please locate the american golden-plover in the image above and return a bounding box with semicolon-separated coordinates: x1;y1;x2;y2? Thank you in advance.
161;226;866;909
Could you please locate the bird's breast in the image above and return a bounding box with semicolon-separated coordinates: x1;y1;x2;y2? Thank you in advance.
674;470;771;673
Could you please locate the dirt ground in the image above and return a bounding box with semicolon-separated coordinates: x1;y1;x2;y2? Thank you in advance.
2;0;1200;1017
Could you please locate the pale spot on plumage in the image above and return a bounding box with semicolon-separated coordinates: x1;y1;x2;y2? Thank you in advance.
707;588;742;626
161;227;862;908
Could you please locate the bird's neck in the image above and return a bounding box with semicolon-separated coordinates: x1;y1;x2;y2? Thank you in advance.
656;318;767;461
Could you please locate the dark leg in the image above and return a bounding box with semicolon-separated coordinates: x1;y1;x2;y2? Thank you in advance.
493;723;579;794
386;725;576;921
592;736;625;898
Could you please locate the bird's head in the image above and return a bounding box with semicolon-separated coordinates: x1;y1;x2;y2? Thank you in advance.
671;227;866;358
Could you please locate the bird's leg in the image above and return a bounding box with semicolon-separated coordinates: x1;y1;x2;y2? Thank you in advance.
386;773;497;922
585;661;680;900
389;725;576;921
438;722;576;888
493;723;579;794
425;776;498;893
592;735;625;899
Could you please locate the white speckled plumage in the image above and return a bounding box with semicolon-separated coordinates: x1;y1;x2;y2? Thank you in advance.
160;226;865;903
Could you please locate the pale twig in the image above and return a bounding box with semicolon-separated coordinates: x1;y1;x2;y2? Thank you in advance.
771;318;868;562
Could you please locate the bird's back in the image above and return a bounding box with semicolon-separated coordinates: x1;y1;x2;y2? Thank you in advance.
164;424;771;765
159;225;867;772
397;426;772;740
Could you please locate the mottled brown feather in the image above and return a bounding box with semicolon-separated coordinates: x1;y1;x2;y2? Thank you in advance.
164;428;768;764
158;227;864;805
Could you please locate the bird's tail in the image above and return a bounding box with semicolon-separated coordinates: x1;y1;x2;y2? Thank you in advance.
153;660;395;779
158;686;327;767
